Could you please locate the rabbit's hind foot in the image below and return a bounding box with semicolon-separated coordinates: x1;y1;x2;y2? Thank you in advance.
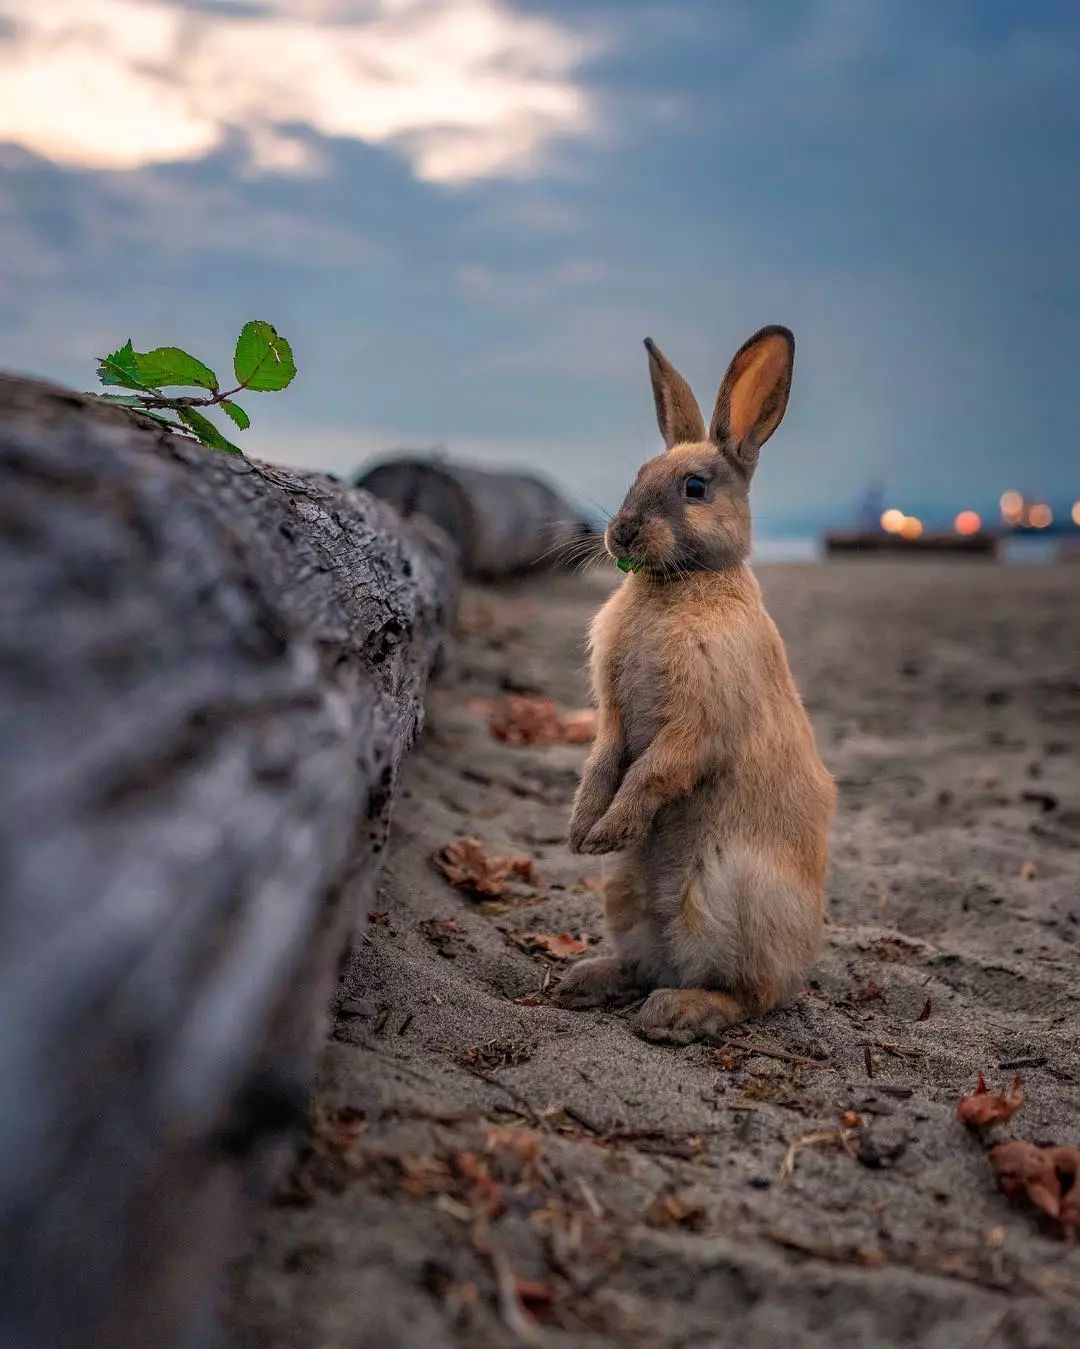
635;987;748;1044
551;955;646;1008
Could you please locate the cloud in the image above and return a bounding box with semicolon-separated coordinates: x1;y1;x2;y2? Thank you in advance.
0;0;601;183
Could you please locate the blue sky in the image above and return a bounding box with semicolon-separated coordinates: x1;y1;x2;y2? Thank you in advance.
1;0;1078;533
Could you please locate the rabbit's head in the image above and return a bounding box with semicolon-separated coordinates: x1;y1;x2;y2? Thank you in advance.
606;325;794;576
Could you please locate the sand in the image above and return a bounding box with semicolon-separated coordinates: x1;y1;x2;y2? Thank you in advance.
227;561;1080;1349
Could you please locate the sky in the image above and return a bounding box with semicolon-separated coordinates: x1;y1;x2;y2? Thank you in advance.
1;0;1078;534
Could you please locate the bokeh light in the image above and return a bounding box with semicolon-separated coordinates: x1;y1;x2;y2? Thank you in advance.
954;510;981;536
1029;504;1053;529
880;508;906;533
1000;490;1023;524
899;516;923;540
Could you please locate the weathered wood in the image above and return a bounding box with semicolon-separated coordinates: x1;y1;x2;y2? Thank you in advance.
357;457;593;578
0;377;457;1349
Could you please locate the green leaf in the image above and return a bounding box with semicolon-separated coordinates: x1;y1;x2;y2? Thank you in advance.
96;392;148;406
97;339;157;392
176;407;244;456
139;409;188;432
133;346;218;391
233;320;296;392
219;398;250;431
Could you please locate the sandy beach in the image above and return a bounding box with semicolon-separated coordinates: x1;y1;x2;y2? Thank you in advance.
227;560;1080;1349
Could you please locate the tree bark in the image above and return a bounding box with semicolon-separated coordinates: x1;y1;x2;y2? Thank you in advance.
0;377;457;1349
357;457;593;578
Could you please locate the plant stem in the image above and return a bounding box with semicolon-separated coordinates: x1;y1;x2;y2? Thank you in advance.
136;383;245;410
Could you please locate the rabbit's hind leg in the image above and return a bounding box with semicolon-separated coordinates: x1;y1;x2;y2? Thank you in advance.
552;857;656;1008
634;845;821;1042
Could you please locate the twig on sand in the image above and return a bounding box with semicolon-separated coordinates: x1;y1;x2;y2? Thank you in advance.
486;1236;546;1346
765;1228;884;1269
577;1178;604;1219
724;1038;829;1068
460;1065;551;1132
864;1044;875;1078
866;1039;920;1060
778;1128;856;1180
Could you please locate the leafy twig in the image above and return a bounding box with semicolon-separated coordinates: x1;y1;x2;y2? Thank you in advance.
93;321;296;455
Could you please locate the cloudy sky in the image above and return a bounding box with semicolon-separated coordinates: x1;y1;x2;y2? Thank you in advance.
1;0;1078;532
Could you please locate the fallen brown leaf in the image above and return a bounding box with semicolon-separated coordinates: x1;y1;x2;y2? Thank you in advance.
990;1140;1080;1240
956;1073;1025;1127
435;837;536;898
840;1109;863;1128
645;1191;707;1231
479;695;597;746
513;1277;554;1320
485;1127;540;1164
484;1128;542;1188
418;916;473;959
459;1038;534;1071
451;1150;504;1218
518;931;589;960
559;707;598;744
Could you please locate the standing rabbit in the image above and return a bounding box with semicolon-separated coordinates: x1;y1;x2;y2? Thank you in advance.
556;325;835;1043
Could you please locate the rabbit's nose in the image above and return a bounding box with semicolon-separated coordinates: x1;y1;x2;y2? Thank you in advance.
609;515;639;550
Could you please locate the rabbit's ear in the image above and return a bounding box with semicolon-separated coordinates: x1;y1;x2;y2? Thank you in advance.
709;325;794;473
644;338;706;449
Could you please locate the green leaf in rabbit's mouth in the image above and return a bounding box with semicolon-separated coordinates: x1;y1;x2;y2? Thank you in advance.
616;555;644;574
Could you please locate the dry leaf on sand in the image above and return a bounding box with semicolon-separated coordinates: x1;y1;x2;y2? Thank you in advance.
512;1277;554;1318
990;1140;1080;1240
435;837;536;898
956;1073;1025;1127
645;1191;707;1231
518;931;589;960
558;707;598;744
478;695;597;746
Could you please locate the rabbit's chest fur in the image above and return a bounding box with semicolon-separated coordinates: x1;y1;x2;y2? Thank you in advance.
591;568;765;772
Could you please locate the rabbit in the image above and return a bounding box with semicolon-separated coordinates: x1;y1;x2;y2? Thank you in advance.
554;325;835;1043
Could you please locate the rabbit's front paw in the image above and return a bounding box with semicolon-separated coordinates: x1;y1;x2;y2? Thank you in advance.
579;804;646;855
568;801;603;853
568;764;622;852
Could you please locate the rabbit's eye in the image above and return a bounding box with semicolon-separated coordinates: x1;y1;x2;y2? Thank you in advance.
684;475;707;500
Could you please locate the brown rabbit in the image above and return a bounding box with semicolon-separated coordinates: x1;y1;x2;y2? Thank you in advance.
555;325;835;1043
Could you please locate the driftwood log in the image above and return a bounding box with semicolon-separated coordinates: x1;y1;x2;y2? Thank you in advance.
357;457;593;578
0;377;457;1349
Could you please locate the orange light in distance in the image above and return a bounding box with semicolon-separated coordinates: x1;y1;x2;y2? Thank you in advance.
954;510;981;536
880;508;905;534
1072;501;1080;526
999;489;1023;524
1029;504;1053;529
899;515;923;540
